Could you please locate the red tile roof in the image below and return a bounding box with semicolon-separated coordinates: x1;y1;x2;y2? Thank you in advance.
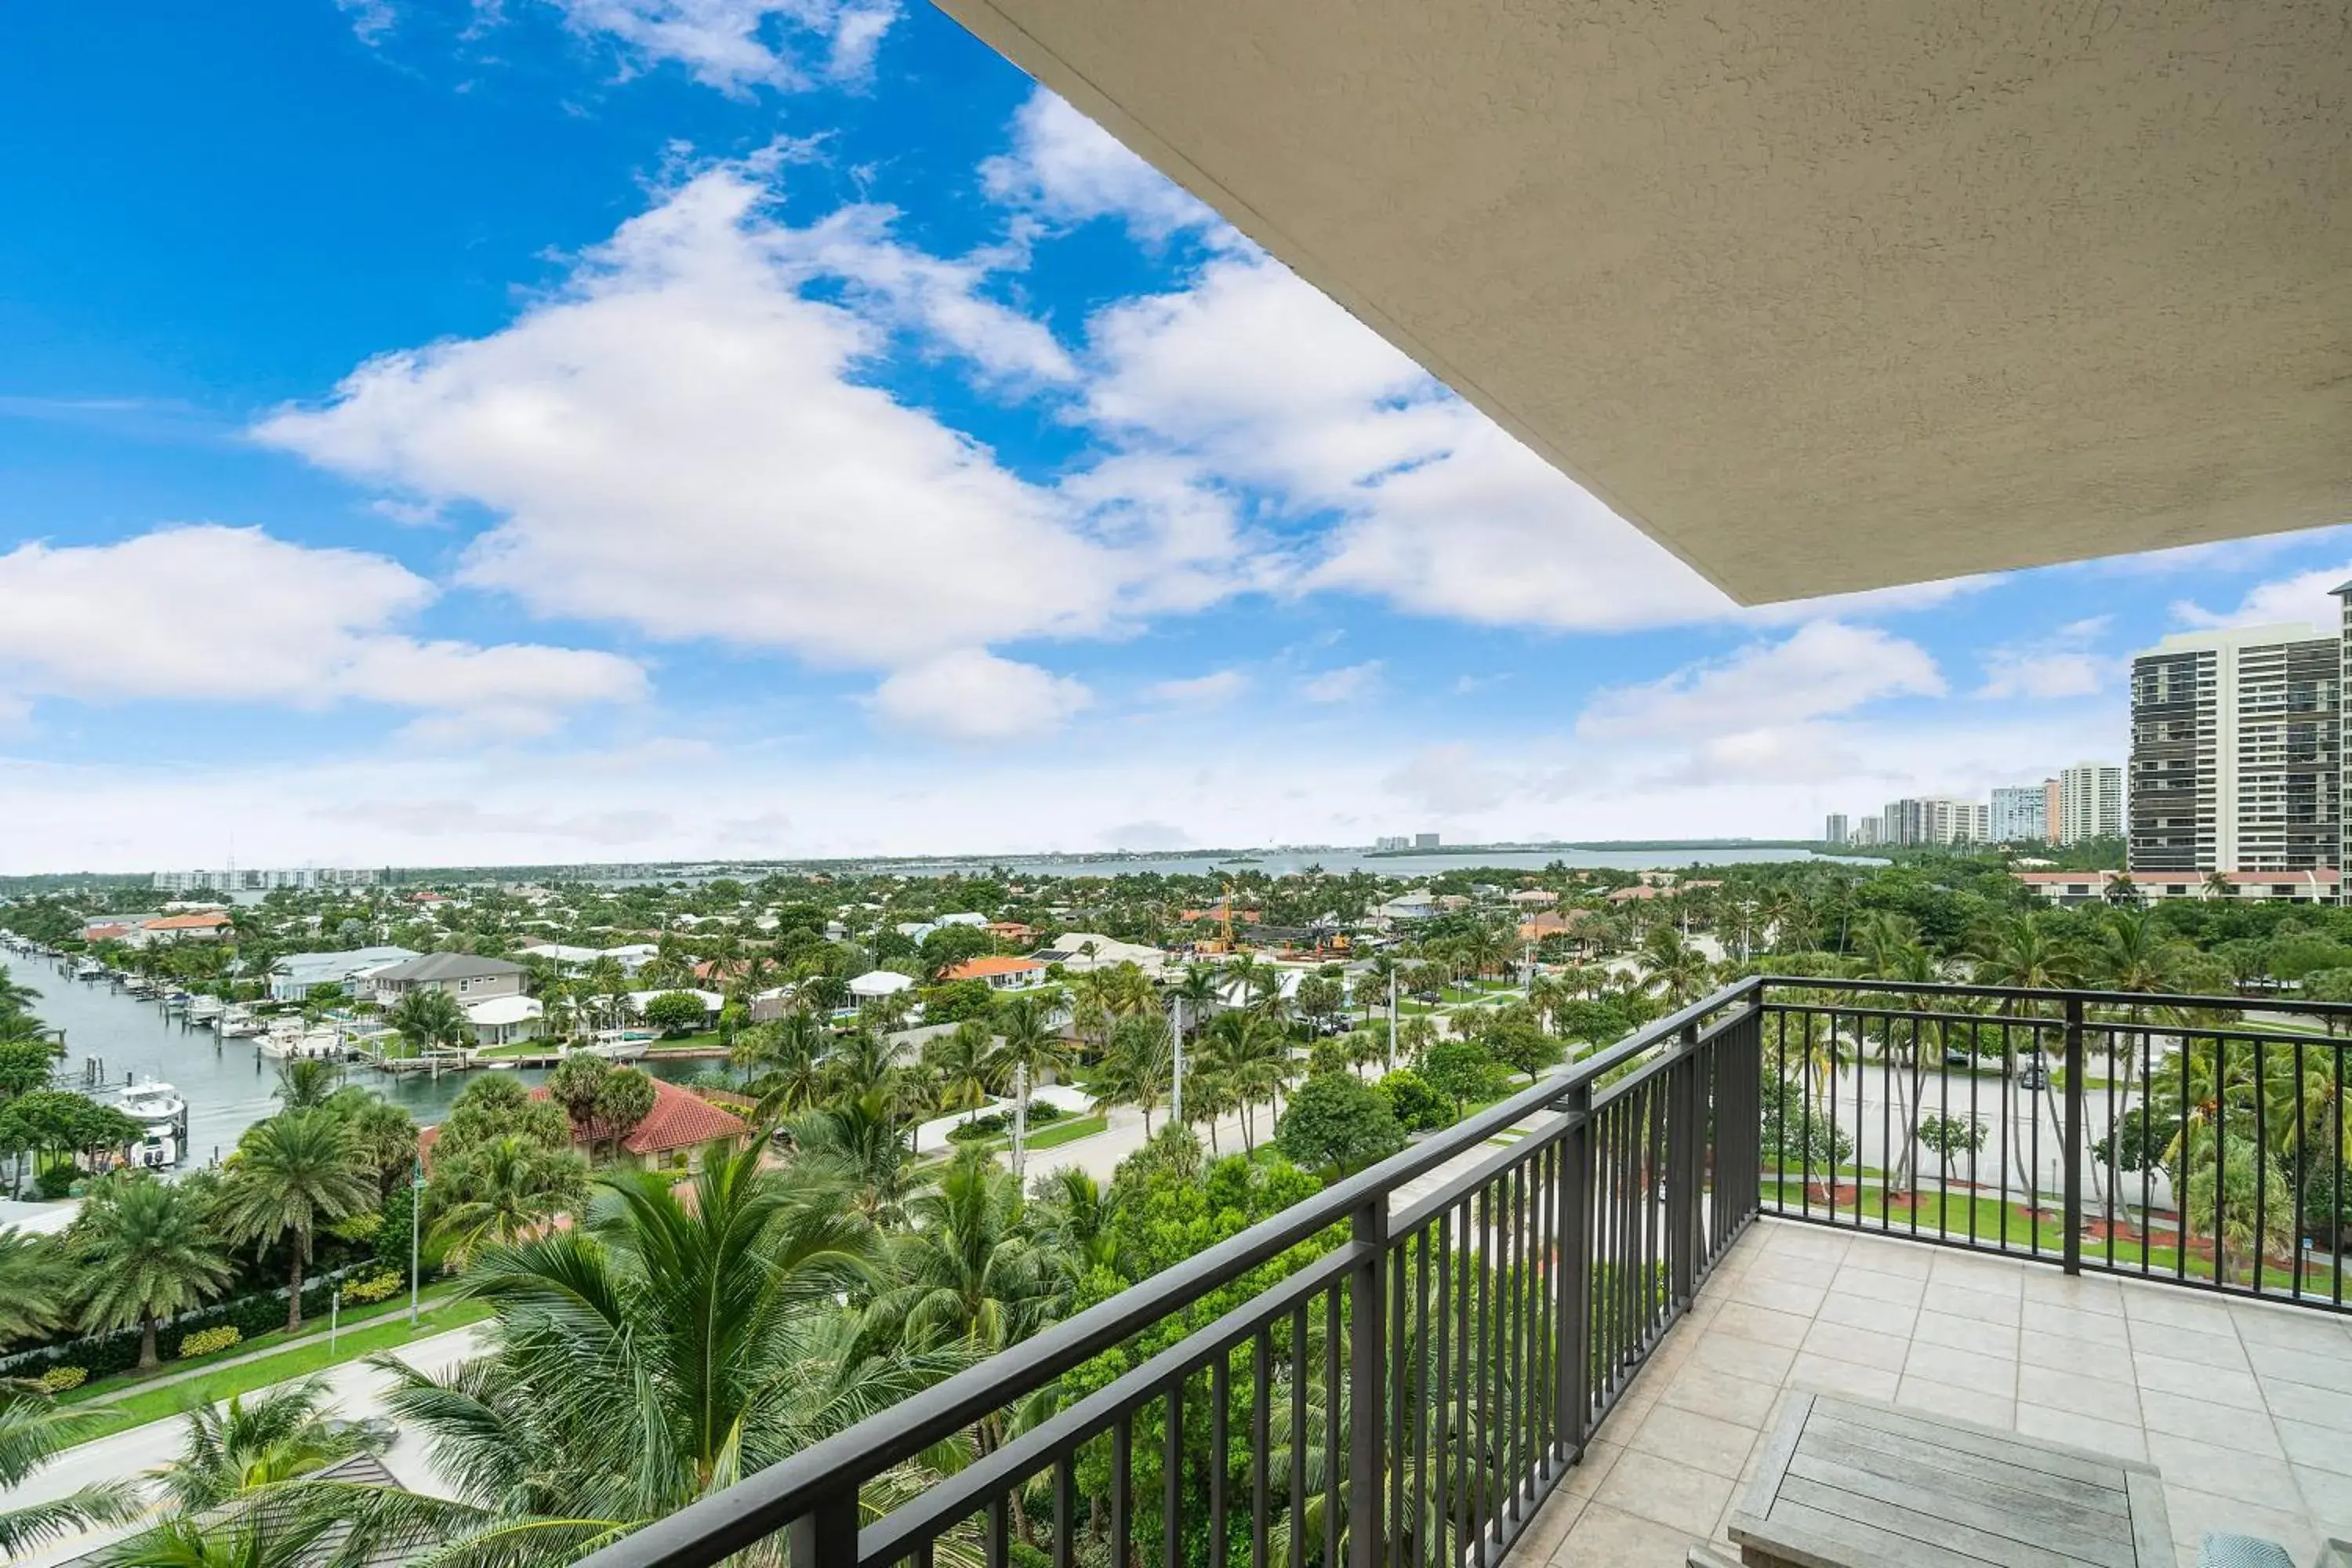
143;911;233;931
518;1077;750;1156
943;955;1046;981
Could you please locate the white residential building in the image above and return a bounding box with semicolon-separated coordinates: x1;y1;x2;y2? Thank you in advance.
2058;761;2125;844
1988;786;2050;844
2129;625;2336;874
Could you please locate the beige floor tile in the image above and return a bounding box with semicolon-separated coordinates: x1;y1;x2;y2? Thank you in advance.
2263;1375;2352;1432
1830;1265;1929;1308
2013;1402;2147;1462
1513;1489;1585;1559
2228;1302;2352;1356
1927;1251;2027;1297
2020;1327;2136;1381
1902;1338;2018;1396
1813;1290;1917;1336
1592;1448;1736;1536
2024;1298;2125;1345
2246;1340;2352;1395
2138;1388;2282;1457
2131;1349;2266;1412
2018;1364;2143;1428
2163;1484;2321;1565
2144;1432;2303;1512
1546;1501;1700;1567
1912;1307;2019;1357
2296;1462;2352;1534
1690;1331;1795;1385
2129;1321;2252;1372
1787;1351;1900;1402
1924;1280;2024;1326
2020;1271;2126;1315
1659;1364;1780;1428
1894;1374;2016;1428
1747;1248;1834;1285
1626;1402;1759;1481
1723;1274;1828;1317
1799;1317;1910;1372
2275;1416;2352;1479
1559;1437;1623;1501
1839;1239;1935;1279
1707;1301;1813;1348
2121;1286;2240;1336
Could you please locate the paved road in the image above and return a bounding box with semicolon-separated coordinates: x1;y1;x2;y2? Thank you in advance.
9;1323;485;1568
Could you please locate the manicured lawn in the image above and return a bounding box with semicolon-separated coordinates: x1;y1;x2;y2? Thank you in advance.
936;1113;1111;1163
64;1300;493;1443
61;1281;467;1409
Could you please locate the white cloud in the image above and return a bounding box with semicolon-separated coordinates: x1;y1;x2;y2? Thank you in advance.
1578;622;1944;741
542;0;896;92
1299;661;1384;703
0;526;642;730
868;649;1092;741
2173;564;2349;636
1145;670;1248;707
980;89;1215;239
337;0;397;44
1976;617;2114;700
259;166;1248;711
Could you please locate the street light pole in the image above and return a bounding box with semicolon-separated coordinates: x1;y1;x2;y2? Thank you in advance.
1388;967;1397;1066
408;1154;423;1329
1171;996;1184;1128
1011;1062;1028;1181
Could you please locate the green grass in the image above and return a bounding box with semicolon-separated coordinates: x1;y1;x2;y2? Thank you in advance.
64;1300;493;1443
1026;1113;1109;1151
60;1282;467;1409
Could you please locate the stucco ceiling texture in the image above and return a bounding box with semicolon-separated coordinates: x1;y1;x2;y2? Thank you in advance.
939;0;2352;603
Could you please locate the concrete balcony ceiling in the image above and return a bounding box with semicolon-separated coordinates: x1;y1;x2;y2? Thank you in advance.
937;0;2352;602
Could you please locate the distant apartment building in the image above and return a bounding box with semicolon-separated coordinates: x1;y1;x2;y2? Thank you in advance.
153;866;379;895
1848;817;1884;847
2129;624;2339;875
1373;836;1410;851
2057;762;2125;844
1988;786;2050;844
1823;814;1849;845
1414;833;1440;849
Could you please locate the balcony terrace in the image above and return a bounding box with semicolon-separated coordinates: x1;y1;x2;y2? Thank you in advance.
582;978;2352;1568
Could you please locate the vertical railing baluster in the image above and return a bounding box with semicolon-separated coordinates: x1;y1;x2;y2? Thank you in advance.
1348;1200;1385;1568
1054;1454;1075;1568
1289;1301;1307;1568
788;1495;858;1568
1112;1414;1132;1568
1167;1375;1186;1568
1210;1352;1230;1568
1323;1286;1340;1568
1253;1330;1272;1568
2063;997;2085;1276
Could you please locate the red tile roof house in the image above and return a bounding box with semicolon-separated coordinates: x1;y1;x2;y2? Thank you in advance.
419;1078;752;1179
941;955;1048;991
140;910;235;940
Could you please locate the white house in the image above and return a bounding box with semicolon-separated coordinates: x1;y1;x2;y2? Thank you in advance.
1033;932;1171;975
936;912;989;928
848;970;916;1002
463;994;543;1047
940;956;1048;991
270;946;419;1002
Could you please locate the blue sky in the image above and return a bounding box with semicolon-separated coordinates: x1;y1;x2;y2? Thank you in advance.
2;0;2347;870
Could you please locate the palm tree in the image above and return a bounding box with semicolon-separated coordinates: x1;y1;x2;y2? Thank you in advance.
361;1145;952;1563
1201;1011;1290;1153
0;1225;70;1345
99;1512;337;1568
924;1019;999;1120
273;1057;338;1111
788;1091;924;1229
429;1134;589;1265
0;1388;143;1557
387;988;470;1058
220;1111;374;1332
988;995;1071;1148
1640;926;1711;1007
737;1012;829;1125
74;1171;233;1370
1093;1014;1173;1134
868;1151;1059;1357
151;1376;370;1513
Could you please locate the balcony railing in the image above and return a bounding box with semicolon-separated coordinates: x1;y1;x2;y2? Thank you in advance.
572;975;2352;1568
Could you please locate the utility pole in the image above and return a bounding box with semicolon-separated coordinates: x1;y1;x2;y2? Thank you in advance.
1388;967;1397;1065
1011;1062;1028;1181
408;1155;423;1328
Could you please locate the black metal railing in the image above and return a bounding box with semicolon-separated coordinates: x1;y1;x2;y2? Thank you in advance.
1754;976;2352;1309
578;984;1764;1568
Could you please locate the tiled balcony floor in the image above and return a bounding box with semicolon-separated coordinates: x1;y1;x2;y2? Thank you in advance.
1516;1218;2352;1567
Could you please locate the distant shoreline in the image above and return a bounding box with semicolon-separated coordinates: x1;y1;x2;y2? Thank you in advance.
1362;839;1825;858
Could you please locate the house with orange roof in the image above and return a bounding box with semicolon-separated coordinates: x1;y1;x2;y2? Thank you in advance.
941;954;1048;991
140;910;234;942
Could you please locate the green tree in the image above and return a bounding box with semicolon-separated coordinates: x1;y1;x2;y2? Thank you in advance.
1421;1038;1507;1116
220;1110;375;1332
387;988;471;1057
640;991;707;1036
74;1171;232;1370
273;1058;339;1111
363;1145;946;1563
429;1133;590;1265
0;1040;54;1100
0;1388;143;1558
867;1150;1060;1356
1275;1073;1406;1176
1374;1069;1450;1134
0;1226;70;1346
152;1375;372;1513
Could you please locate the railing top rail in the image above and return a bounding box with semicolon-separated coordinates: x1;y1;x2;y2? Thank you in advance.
1757;974;2352;1017
581;975;1762;1568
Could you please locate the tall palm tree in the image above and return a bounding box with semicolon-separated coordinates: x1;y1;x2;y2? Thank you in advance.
924;1019;998;1120
867;1152;1059;1357
151;1376;370;1514
788;1091;924;1229
737;1012;829;1126
387;988;470;1058
0;1225;70;1345
74;1171;233;1370
273;1057;339;1111
0;1388;142;1557
220;1111;374;1331
1201;1011;1291;1153
988;996;1071;1144
429;1134;589;1265
358;1146;953;1564
1093;1014;1173;1134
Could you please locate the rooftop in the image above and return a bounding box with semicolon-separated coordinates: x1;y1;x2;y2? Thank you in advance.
940;955;1045;981
371;951;528;982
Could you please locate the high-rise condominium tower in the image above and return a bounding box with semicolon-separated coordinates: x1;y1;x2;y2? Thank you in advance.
2128;623;2340;873
2057;763;2124;844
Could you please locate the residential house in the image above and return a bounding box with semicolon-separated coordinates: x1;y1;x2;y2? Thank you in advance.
1033;932;1169;974
369;952;528;1004
941;955;1047;991
270;946;419;1002
141;910;234;942
848;970;917;1002
463;994;544;1047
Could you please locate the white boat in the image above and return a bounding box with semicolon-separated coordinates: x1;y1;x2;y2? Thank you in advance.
112;1080;187;1170
218;1009;262;1037
72;959;105;979
186;996;225;1022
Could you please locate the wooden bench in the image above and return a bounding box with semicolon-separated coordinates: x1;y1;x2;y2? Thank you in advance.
1726;1392;2172;1568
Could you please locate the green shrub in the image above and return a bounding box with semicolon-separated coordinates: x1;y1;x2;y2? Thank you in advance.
1375;1069;1450;1133
177;1325;243;1358
340;1270;404;1305
1025;1099;1067;1125
34;1364;86;1392
33;1163;77;1200
947;1113;1008;1143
